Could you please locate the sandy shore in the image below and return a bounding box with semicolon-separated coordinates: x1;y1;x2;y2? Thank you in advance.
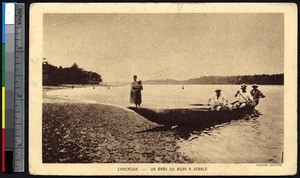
43;85;284;164
43;89;192;163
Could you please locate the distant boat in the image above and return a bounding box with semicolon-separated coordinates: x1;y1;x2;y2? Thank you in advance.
128;105;254;127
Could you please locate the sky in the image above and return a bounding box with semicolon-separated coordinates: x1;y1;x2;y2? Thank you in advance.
43;13;284;83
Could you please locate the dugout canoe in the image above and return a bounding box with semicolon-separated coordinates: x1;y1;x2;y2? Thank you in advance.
128;105;255;127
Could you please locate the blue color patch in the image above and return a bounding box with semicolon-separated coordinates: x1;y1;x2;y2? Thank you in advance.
2;3;5;43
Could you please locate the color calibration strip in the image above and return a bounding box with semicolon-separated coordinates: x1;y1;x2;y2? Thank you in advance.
1;2;25;173
2;2;7;172
2;2;15;173
14;3;25;172
1;2;4;171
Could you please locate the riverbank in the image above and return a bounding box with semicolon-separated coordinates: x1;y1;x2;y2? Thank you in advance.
43;102;192;163
43;83;124;90
43;85;283;163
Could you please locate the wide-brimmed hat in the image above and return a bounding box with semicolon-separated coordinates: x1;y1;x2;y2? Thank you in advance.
215;89;222;92
252;84;258;88
241;84;247;89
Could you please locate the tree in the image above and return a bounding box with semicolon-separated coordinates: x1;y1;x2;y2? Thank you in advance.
42;62;102;86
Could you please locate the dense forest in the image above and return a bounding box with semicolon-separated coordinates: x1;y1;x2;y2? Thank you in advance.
144;74;284;85
43;62;102;86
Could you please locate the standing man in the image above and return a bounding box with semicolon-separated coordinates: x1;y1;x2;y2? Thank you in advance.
250;84;265;106
233;84;253;108
208;89;229;111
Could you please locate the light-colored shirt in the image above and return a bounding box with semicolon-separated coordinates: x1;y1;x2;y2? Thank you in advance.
236;90;252;103
208;94;228;106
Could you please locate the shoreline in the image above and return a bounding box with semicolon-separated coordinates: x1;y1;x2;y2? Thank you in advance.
43;87;135;112
43;83;124;90
43;103;192;163
42;85;283;163
43;90;192;163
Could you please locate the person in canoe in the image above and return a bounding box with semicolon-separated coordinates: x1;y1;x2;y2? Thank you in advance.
130;75;143;108
208;89;229;111
250;84;265;106
233;84;253;108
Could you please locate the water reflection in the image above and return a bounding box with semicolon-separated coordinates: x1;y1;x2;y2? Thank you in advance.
137;115;261;140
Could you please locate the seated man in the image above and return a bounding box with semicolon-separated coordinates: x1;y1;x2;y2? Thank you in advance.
233;84;253;108
208;89;229;111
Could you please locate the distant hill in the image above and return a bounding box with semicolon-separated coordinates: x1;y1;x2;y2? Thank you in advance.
143;74;284;85
143;79;182;85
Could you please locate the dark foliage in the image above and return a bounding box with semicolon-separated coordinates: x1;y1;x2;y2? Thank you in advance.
43;62;102;86
144;74;284;85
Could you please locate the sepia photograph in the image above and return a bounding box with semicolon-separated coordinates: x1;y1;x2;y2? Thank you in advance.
29;3;297;176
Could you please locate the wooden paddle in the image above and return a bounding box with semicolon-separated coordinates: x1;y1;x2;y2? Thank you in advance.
237;92;253;106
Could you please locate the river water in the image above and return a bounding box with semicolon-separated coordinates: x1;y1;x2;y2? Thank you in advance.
45;84;284;163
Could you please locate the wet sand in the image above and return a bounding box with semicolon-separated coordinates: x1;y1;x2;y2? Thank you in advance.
43;89;191;163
